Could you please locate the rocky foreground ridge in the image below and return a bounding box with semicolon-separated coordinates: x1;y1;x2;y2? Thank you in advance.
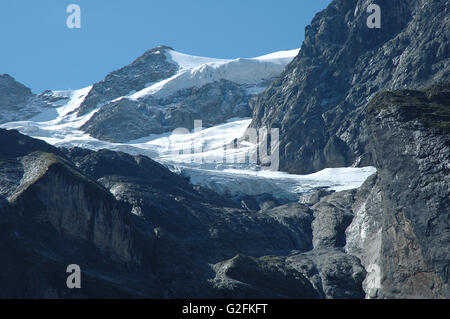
0;128;367;298
0;81;448;298
250;0;449;174
0;74;61;124
78;46;294;142
0;0;448;299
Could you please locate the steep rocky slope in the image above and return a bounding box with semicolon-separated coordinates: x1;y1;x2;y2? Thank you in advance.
0;130;159;297
292;81;449;299
77;46;178;116
81;79;253;142
346;82;449;298
244;0;450;297
1;66;447;300
77;46;297;142
0;74;57;124
0;0;448;300
0;128;366;298
250;0;449;174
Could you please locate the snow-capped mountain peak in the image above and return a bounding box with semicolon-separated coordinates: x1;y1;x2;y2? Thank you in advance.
0;46;375;204
127;47;300;100
165;49;230;70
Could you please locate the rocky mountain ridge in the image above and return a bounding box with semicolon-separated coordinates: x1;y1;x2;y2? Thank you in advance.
0;0;448;300
1;80;446;298
250;0;449;174
0;128;368;298
0;74;59;124
78;46;298;142
348;81;449;298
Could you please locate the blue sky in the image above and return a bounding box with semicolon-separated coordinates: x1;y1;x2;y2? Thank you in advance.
0;0;331;93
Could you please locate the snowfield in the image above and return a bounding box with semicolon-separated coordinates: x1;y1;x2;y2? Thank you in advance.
1;48;376;201
124;48;300;101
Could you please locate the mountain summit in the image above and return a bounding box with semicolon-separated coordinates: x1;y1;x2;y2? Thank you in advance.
76;46;299;142
250;0;449;174
0;0;448;299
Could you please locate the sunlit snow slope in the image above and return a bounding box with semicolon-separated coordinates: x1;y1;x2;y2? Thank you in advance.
117;48;301;101
1;48;376;202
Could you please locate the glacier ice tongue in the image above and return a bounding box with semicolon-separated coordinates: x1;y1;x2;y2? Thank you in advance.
0;47;376;202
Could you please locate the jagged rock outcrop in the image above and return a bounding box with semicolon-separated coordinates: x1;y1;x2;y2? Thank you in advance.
1;0;447;300
77;45;295;142
210;254;319;298
211;247;366;299
250;0;449;174
81;79;253;142
287;248;366;299
77;46;178;116
0;130;161;298
0;128;367;298
0;74;33;110
311;190;355;249
289;81;449;299
2;80;447;299
0;74;56;124
347;82;449;298
241;0;450;298
285;81;449;299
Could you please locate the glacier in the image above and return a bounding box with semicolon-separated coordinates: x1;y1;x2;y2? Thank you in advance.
1;48;376;202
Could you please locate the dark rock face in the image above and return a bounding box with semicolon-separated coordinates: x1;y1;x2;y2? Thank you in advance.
245;0;450;298
287;248;366;299
0;74;33;108
0;131;160;298
0;74;55;124
3;81;447;298
0;128;367;298
210;254;319;299
77;46;178;116
1;0;447;300
38;90;70;105
77;44;273;143
349;83;449;298
211;248;366;299
81;79;253;142
250;0;449;174
265;81;449;299
312;190;355;249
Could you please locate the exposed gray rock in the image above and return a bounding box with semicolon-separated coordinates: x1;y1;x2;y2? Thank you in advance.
287;248;366;299
242;0;450;299
0;129;327;298
250;0;449;174
299;188;335;206
0;0;448;300
66;145;370;298
0;74;33;109
0;127;371;298
77;45;178;116
76;44;286;142
0;131;161;298
260;203;314;252
233;193;281;211
354;83;450;298
81;79;253;142
211;247;366;299
344;173;383;298
0;74;55;124
38;90;70;105
210;254;319;298
311;190;355;248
